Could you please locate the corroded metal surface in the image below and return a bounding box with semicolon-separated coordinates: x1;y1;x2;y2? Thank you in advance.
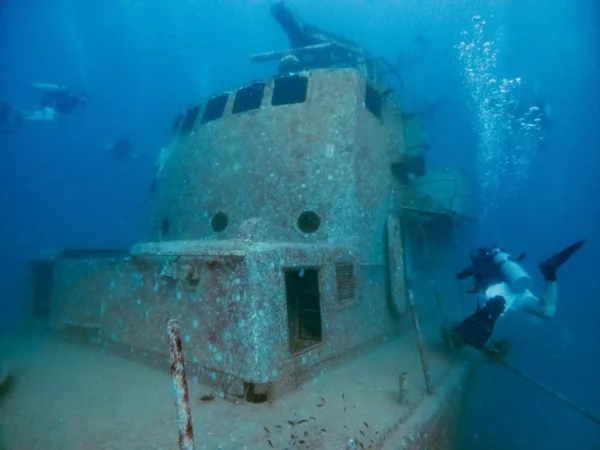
166;319;195;450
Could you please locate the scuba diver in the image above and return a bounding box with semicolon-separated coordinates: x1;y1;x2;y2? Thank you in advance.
0;83;88;134
445;240;585;356
105;137;133;160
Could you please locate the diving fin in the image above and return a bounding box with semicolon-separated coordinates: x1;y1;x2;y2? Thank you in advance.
509;252;526;262
539;240;585;281
452;296;506;351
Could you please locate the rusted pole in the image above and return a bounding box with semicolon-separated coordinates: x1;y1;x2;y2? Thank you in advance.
166;319;195;450
406;289;433;395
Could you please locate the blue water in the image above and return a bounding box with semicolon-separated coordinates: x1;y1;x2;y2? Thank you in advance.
1;0;599;448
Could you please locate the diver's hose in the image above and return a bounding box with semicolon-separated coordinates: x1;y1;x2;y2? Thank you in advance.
497;360;600;428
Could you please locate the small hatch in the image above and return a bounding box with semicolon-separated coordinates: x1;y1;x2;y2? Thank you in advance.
365;84;382;120
201;94;229;124
272;75;308;106
285;268;322;355
232;82;265;114
180;105;201;134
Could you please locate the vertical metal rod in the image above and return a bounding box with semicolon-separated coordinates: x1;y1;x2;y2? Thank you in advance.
400;219;433;395
398;371;408;404
406;289;433;395
166;319;195;450
434;287;447;326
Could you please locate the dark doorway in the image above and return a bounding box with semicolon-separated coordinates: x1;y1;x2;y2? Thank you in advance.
285;268;323;355
32;261;55;318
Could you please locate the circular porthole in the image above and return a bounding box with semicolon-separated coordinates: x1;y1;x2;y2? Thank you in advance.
211;212;229;233
160;219;170;236
297;211;321;234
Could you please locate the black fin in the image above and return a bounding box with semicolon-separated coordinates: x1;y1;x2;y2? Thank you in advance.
510;253;526;262
539;240;585;281
453;296;506;350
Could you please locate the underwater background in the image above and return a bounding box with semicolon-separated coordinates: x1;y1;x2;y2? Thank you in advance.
0;0;599;448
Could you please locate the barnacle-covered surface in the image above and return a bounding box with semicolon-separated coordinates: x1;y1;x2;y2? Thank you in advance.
148;68;404;257
49;239;399;398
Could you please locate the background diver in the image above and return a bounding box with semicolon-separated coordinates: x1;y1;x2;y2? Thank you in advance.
443;240;585;357
0;82;88;134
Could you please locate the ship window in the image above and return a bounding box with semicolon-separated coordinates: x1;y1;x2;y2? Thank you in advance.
171;111;184;134
272;75;308;106
161;219;170;236
285;268;322;355
335;263;355;303
211;211;229;233
31;260;55;318
298;211;321;234
297;211;320;234
232;82;265;114
180;105;201;134
365;84;382;120
201;94;229;124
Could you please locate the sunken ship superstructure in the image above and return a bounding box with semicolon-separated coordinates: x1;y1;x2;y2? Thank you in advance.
26;4;473;449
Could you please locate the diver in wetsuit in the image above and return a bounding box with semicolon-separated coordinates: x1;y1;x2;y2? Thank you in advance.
0;83;88;134
446;240;585;355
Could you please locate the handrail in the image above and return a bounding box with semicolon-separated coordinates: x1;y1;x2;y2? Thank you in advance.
393;176;460;218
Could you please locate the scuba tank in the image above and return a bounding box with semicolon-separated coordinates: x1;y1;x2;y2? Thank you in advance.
491;249;532;293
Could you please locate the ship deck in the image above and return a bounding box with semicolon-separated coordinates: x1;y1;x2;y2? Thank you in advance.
0;319;470;449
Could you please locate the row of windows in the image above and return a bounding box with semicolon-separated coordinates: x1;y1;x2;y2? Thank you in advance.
159;210;321;237
172;74;384;134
